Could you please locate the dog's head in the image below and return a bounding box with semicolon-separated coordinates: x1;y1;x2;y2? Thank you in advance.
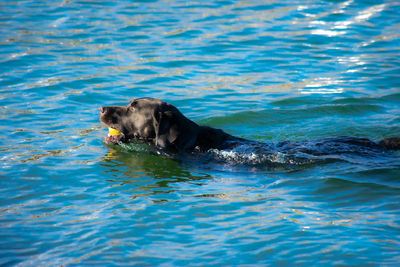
99;97;199;151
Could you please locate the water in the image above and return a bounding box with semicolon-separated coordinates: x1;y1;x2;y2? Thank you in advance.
1;0;400;265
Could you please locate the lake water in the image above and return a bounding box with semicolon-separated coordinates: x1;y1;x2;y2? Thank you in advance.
1;0;400;265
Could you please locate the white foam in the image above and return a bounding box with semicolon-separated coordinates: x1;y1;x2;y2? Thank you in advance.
208;146;289;166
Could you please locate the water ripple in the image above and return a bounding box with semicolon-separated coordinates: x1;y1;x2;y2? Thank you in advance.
1;0;400;265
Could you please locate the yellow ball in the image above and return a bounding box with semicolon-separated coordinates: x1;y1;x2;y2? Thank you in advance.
108;128;121;136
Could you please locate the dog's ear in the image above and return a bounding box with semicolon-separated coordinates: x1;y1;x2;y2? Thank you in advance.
153;106;199;151
153;110;179;149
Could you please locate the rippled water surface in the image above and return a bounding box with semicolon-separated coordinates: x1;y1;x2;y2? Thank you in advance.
1;0;400;265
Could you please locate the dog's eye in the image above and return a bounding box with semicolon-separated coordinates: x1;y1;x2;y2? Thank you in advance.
129;99;137;109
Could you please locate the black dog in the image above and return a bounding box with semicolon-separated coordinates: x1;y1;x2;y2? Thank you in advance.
99;97;400;154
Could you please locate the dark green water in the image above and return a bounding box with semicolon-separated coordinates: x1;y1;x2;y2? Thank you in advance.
1;0;400;265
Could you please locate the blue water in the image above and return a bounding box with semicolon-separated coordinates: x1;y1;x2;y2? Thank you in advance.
1;0;400;265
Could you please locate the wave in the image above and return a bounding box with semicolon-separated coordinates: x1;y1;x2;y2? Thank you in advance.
112;135;400;171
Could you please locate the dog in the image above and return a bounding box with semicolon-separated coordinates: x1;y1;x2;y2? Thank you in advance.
99;97;400;155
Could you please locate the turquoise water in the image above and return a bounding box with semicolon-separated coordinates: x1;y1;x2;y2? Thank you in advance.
1;0;400;265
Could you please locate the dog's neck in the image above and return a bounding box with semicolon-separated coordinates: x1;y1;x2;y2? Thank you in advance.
192;126;233;152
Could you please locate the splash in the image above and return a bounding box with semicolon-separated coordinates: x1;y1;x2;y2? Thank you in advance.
207;143;317;168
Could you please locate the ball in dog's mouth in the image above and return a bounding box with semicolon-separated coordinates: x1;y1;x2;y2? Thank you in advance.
104;127;124;144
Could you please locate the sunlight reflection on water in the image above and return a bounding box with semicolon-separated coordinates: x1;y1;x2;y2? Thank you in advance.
1;0;400;265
